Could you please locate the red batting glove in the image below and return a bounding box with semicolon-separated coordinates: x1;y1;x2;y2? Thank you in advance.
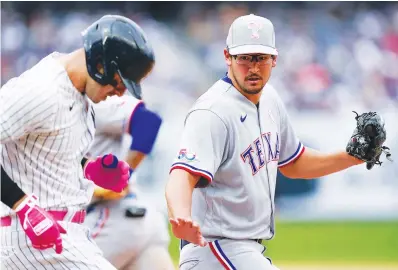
84;154;130;192
15;194;66;254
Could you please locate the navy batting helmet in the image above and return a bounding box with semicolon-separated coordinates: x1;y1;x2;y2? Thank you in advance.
82;15;154;99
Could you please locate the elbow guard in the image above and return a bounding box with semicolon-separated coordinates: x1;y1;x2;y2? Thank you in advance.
128;103;162;154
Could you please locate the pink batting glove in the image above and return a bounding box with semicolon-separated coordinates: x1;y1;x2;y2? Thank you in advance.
84;154;130;192
15;194;66;254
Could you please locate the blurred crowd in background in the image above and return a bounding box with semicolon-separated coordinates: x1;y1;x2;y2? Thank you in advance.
2;2;398;110
2;2;398;220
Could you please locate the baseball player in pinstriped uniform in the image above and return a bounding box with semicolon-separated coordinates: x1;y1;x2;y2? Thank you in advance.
1;15;155;269
83;94;174;270
165;14;366;270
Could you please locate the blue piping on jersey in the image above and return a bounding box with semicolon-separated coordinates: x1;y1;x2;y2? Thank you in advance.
278;142;304;166
221;74;260;108
222;74;233;85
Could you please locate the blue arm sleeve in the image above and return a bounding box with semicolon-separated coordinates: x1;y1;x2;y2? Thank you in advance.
128;103;162;154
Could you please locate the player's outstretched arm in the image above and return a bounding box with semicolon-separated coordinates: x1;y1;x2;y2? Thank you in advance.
165;169;207;247
280;111;391;179
279;147;363;179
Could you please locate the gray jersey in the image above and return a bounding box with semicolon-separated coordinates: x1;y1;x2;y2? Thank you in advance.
0;52;96;217
88;95;142;190
170;76;304;240
87;95;142;159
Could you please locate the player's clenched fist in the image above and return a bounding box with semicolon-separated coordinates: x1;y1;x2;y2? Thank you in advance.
169;217;207;247
15;194;66;254
84;154;130;192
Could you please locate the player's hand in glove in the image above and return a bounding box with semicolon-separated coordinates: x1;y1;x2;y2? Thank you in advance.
169;217;207;247
346;111;392;170
15;194;66;254
84;154;131;192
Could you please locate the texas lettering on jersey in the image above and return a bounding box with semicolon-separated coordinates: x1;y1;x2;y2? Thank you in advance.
241;132;280;175
170;76;303;241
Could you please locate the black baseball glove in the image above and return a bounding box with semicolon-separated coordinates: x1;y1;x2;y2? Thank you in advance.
346;111;392;170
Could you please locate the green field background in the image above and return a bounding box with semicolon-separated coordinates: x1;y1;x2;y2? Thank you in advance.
168;221;398;268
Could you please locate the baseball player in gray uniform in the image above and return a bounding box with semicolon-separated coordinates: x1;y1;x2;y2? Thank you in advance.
83;94;174;270
1;15;155;269
165;14;371;270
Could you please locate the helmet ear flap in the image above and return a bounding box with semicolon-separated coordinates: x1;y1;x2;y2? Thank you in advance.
95;63;104;75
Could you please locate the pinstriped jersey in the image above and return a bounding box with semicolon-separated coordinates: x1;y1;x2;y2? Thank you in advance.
170;76;305;240
0;52;96;217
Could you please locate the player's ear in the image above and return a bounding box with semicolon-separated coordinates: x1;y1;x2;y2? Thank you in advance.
271;55;277;68
96;63;105;74
224;48;232;66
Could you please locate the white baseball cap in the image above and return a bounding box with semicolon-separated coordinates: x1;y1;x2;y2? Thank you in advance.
226;14;278;56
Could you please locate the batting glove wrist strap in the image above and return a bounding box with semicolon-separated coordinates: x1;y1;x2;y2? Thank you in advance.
15;194;37;212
